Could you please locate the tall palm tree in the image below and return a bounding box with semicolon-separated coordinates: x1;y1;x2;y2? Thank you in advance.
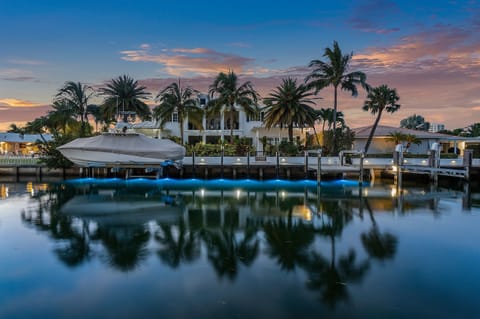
306;41;369;154
154;80;203;144
263;78;317;143
208;70;259;143
55;81;95;136
100;75;152;123
362;85;401;154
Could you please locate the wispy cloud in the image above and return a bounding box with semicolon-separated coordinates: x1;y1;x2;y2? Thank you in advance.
353;24;480;74
8;58;46;66
0;98;42;107
120;45;256;76
348;0;401;34
0;68;39;82
228;42;251;48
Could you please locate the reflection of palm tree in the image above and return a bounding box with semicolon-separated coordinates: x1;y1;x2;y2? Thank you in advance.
300;201;369;308
203;220;259;281
155;219;200;268
21;184;93;267
361;199;398;261
98;225;150;272
263;214;315;271
302;250;369;308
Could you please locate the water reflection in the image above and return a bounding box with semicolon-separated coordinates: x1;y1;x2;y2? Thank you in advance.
16;179;474;309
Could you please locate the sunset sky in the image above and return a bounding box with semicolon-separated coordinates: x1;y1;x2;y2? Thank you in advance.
1;0;480;131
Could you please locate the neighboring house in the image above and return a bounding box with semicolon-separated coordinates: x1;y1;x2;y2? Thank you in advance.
352;125;465;155
0;132;53;155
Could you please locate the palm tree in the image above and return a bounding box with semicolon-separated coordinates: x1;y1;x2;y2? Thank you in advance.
263;78;317;143
316;108;332;137
306;41;369;154
404;133;421;152
362;85;401;154
386;131;406;145
47;100;77;134
7;123;24;133
100;75;152;123
154;80;203;144
55;81;95;136
208;70;259;143
86;104;103;133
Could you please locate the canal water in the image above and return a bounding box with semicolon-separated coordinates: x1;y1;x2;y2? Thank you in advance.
0;178;479;319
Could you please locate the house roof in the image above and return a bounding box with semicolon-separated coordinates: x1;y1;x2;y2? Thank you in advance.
0;132;53;143
352;125;462;140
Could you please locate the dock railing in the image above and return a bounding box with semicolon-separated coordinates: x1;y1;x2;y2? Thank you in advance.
0;155;42;166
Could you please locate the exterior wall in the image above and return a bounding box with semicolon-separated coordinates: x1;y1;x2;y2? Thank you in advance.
353;138;445;154
155;108;304;146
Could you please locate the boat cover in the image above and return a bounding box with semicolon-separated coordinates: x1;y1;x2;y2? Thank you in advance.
57;133;185;160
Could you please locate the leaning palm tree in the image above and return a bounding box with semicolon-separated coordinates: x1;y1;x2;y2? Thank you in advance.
154;80;203;144
362;85;401;154
306;41;369;154
55;81;95;136
263;78;317;143
208;70;259;143
100;75;152;123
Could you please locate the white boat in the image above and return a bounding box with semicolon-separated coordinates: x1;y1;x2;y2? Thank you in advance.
57;133;185;167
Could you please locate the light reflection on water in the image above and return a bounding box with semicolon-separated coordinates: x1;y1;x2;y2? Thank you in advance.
0;178;479;319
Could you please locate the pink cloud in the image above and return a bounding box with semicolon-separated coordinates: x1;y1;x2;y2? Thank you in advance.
0;104;51;131
120;46;256;76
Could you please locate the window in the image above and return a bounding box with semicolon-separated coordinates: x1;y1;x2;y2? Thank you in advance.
171;112;178;122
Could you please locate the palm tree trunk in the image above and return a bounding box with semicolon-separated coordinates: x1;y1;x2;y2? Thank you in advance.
230;107;234;143
288;125;293;143
364;109;384;154
312;125;321;146
180;118;184;144
332;85;338;155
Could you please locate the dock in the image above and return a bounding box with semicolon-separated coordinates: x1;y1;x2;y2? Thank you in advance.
1;152;479;183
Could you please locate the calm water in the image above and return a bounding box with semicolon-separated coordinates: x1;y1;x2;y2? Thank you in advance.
1;178;479;319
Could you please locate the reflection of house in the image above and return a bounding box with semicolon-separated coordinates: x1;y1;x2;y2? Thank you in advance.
0;132;53;155
352;125;465;155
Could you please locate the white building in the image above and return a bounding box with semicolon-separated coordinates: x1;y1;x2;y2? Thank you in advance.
140;94;308;151
428;123;445;133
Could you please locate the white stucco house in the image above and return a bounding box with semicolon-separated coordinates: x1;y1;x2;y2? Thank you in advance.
133;94;308;151
352;125;465;155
